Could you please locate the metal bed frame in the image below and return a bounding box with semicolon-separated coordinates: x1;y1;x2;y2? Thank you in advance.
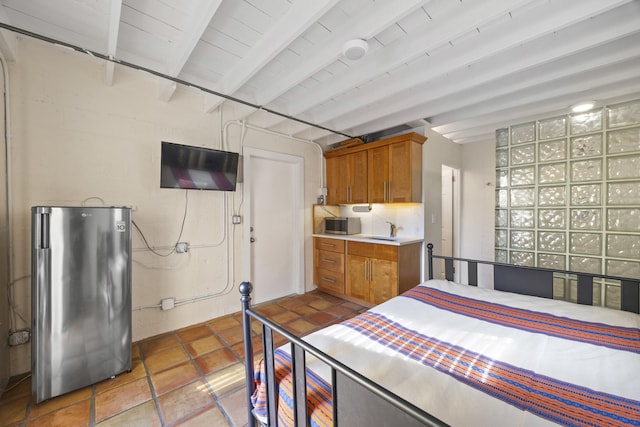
240;243;640;427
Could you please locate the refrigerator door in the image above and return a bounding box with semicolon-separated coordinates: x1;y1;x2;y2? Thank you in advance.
32;206;132;402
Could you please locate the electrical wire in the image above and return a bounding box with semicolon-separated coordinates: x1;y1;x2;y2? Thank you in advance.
0;22;354;140
81;196;106;206
132;190;189;257
0;48;18;333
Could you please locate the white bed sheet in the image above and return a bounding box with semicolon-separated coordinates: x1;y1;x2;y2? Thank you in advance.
298;279;640;426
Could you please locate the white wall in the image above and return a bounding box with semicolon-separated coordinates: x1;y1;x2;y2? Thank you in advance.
7;38;322;375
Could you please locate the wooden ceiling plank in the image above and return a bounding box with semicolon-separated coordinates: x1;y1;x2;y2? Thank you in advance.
255;0;429;105
326;31;640;133
157;0;223;102
220;0;340;97
341;75;640;141
436;79;640;139
284;0;629;118
428;53;640;129
282;0;531;115
309;1;640;128
433;72;640;135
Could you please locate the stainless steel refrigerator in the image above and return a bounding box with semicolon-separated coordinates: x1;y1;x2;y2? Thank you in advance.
31;206;132;402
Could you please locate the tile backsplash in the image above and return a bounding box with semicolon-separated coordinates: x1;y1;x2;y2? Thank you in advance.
337;203;424;237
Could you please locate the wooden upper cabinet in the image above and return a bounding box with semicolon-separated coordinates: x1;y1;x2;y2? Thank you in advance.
325;156;346;205
325;132;425;204
367;145;388;204
388;139;423;202
349;151;368;204
326;151;367;205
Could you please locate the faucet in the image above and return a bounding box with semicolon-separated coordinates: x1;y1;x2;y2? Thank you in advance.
386;221;397;238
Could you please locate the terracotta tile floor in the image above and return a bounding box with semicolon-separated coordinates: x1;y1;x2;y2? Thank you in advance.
0;291;365;427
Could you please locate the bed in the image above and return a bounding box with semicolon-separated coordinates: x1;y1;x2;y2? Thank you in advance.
240;243;640;427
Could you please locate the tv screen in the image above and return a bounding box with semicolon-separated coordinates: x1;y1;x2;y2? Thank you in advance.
160;141;240;191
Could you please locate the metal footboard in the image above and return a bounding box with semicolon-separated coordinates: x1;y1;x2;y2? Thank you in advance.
239;281;447;427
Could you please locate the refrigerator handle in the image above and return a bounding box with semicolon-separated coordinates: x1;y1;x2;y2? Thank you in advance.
39;213;50;249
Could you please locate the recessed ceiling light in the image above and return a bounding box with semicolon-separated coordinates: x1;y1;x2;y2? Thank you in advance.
342;39;368;61
571;101;595;113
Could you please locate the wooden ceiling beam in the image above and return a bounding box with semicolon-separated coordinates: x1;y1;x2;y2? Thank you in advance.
0;6;17;60
157;0;223;102
104;0;122;86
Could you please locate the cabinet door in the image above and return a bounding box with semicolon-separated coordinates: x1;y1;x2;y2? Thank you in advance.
346;254;369;301
326;156;350;204
349;151;368;204
370;259;397;305
388;141;421;202
368;145;389;203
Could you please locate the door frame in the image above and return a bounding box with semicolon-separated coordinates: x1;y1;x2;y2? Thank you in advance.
441;165;461;282
242;147;305;298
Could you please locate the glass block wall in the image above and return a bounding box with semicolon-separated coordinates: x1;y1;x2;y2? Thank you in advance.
495;99;640;306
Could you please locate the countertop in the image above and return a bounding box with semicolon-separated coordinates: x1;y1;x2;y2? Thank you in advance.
312;233;424;246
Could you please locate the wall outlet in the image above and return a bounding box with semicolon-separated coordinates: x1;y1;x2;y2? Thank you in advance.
161;298;175;310
232;215;242;224
9;329;30;346
175;242;189;253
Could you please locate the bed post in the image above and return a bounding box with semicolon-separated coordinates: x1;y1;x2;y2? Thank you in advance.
427;243;434;280
239;281;256;427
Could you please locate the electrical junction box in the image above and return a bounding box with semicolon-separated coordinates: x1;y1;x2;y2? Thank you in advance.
161;298;175;310
9;329;30;346
175;242;189;253
232;215;242;224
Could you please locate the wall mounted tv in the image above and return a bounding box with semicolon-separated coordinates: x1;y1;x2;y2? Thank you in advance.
160;141;240;191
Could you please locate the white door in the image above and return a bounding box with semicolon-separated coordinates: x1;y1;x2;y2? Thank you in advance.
243;148;304;304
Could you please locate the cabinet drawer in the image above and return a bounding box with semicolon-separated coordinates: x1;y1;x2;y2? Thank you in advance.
347;241;375;257
347;241;397;261
316;269;345;294
373;244;397;262
314;237;345;253
317;250;344;273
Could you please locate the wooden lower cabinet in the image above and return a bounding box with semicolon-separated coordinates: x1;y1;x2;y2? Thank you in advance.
314;238;422;305
347;254;398;305
314;237;345;294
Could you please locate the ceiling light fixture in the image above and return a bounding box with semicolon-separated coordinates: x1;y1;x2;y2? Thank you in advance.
571;101;595;113
342;39;368;60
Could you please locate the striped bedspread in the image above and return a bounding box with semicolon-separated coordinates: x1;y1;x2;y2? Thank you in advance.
252;279;640;426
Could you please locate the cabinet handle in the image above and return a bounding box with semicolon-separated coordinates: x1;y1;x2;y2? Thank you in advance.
321;276;336;283
322;258;336;263
370;261;373;281
364;260;369;280
388;182;391;201
383;181;387;202
321;242;336;247
349;186;353;203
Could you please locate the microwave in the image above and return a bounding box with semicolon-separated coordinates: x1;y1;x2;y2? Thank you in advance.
324;217;361;235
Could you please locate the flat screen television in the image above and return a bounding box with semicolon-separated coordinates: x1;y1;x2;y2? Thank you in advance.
160;141;240;191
